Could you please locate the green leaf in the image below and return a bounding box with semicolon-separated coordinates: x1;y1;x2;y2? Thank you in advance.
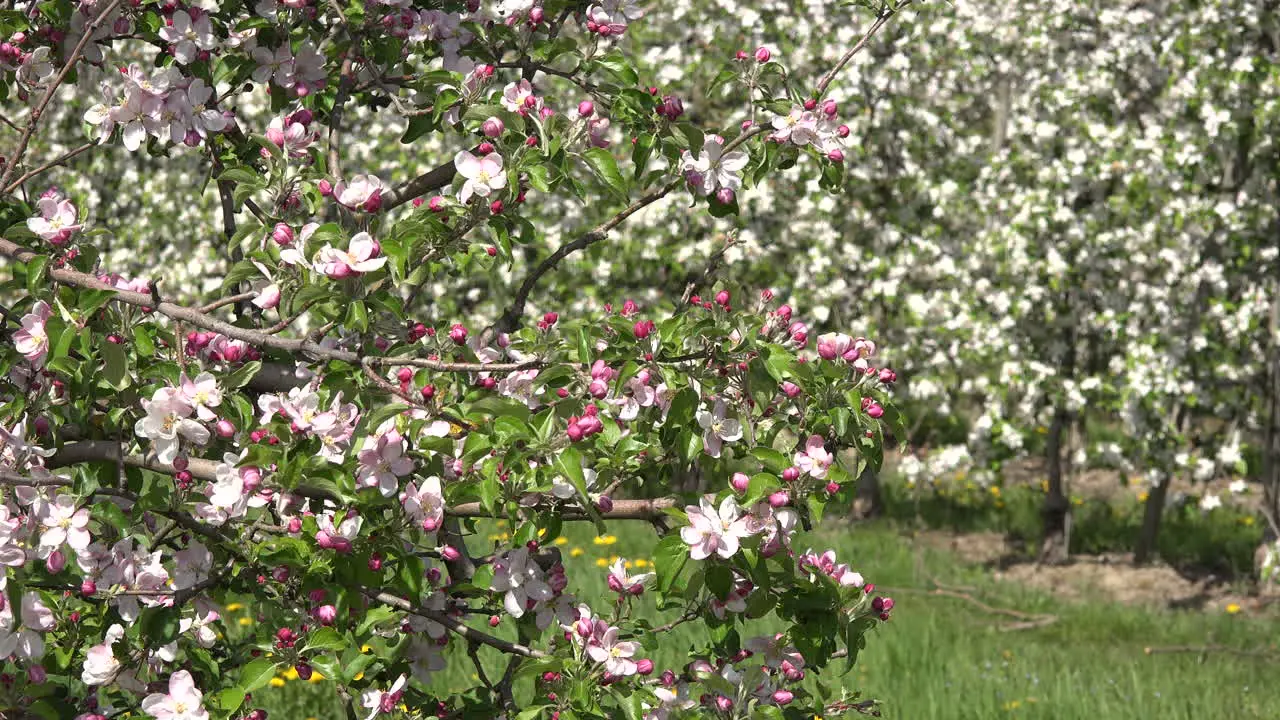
705;563;733;599
222;360;262;390
653;533;689;593
24;255;48;295
305;627;348;653
364;403;410;434
100;339;129;390
480;467;500;516
238;658;281;693
751;447;790;474
217;687;246;713
357;605;400;636
577;327;592;364
678;123;705;155
583;148;627;199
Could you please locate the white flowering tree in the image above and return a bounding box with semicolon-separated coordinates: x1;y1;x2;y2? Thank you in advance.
0;1;915;718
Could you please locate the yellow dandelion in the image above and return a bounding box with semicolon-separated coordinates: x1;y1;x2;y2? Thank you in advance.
488;534;504;541
1002;700;1021;711
1002;649;1013;661
1242;516;1255;526
1039;479;1049;492
537;527;547;536
624;560;633;569
238;617;252;626
592;535;618;546
633;559;649;568
283;667;300;681
1035;426;1048;435
989;486;1001;497
269;677;286;688
309;671;326;684
570;548;584;557
554;537;569;546
595;558;609;567
225;603;244;612
1226;603;1241;614
353;672;365;681
1137;491;1149;503
361;644;373;653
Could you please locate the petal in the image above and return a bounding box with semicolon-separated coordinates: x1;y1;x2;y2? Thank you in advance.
454;151;481;178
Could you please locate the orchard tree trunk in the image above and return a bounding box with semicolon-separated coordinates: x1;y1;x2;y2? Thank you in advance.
1134;471;1170;565
1039;405;1072;564
853;464;882;519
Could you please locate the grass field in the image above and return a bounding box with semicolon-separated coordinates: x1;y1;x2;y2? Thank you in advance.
248;519;1280;719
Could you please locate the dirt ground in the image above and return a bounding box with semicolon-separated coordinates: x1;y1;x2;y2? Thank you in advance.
914;529;1277;615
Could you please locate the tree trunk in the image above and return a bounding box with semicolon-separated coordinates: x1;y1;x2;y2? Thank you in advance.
853;464;882;519
1134;471;1170;565
1039;405;1072;564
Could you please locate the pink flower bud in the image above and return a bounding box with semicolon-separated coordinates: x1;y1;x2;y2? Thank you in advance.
428;196;444;212
26;665;46;685
482;116;504;137
272;566;290;582
215;419;236;438
272;223;294;246
596;495;614;513
448;323;468;344
715;290;731;306
529;6;544;23
576;619;592;637
782;467;800;483
318;179;333;196
822;99;838;117
826;482;840;494
715;187;735;205
633;320;654;339
636;659;654;675
362;191;383;213
287;517;302;533
81;579;96;596
837;124;850;138
803;98;817;111
754;47;771;63
715;696;733;712
828;149;844;163
780;381;801;398
735;49;748;60
731;472;750;493
33;417;49;436
489;615;501;627
772;689;793;705
256;284;281;309
490;199;504;214
46;549;65;574
326;262;353;279
577;100;594;118
368;552;383;571
315;604;337;625
768;491;790;508
441;545;462;561
867;403;884;419
608;573;624;593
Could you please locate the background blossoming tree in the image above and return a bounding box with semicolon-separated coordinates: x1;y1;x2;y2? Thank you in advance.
0;1;914;719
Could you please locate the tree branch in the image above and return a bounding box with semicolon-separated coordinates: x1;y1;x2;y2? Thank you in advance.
496;179;682;333
0;0;122;193
814;1;908;99
362;588;548;658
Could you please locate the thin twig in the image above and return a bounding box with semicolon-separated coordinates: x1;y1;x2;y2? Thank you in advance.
363;588;548;658
4;141;99;193
814;2;908;99
0;0;122;193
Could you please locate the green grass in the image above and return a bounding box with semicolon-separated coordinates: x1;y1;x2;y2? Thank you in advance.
251;520;1280;719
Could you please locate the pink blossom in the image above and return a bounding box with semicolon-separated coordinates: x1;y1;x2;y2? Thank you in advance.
158;11;217;65
38;494;91;552
679;135;748;196
500;79;540;113
454;150;507;203
360;673;407;719
490;547;554;618
14;301;51;367
357;429;415;497
334;174;386;212
140;669;209;720
26;197;82;245
179;372;222;422
680;495;754;560
793;434;833;480
402;476;445;532
770;106;820;146
314;232;387;278
587;626;641;676
695;399;743;458
606;557;653;595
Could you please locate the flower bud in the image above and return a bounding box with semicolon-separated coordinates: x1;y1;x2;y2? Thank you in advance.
754;47;771;63
803;98;817;110
318;179;333;196
828;148;845;163
490;199;504;215
482;116;504;138
826;482;841;494
215;419;236;438
782;467;800;483
46;550;65;574
294;663;312;681
448;324;468;344
772;689;793;705
731;472;750;493
287;517;302;533
867;403;884;419
715;290;730;306
81;579;96;596
577;100;594;118
780;381;801;398
636;659;654;675
315;604;337;625
441;545;461;561
768;491;790;508
428;196;445;212
272;223;294;246
596;495;614;513
715;696;733;712
26;665;46;685
715;186;735;205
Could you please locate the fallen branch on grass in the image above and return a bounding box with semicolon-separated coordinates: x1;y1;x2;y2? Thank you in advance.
1143;644;1280;661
